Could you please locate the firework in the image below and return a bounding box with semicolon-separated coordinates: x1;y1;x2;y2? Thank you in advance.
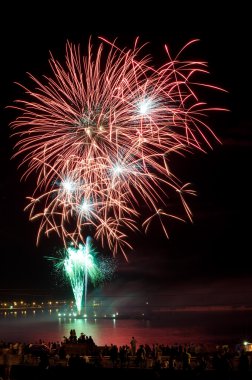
10;37;226;258
48;236;115;314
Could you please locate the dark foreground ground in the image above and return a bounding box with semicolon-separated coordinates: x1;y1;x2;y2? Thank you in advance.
2;366;251;380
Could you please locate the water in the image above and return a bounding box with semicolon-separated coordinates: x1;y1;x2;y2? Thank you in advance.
1;309;251;347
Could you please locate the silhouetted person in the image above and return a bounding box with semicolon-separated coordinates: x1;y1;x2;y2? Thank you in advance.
239;349;249;376
182;349;191;370
130;336;137;355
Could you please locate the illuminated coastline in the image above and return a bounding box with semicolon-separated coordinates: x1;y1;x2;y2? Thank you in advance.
0;298;148;320
1;297;252;321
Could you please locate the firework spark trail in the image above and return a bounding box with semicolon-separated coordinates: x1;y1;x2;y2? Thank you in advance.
62;241;96;315
10;37;226;258
49;237;113;314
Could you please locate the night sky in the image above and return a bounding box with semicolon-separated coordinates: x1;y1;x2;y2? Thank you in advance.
0;5;251;308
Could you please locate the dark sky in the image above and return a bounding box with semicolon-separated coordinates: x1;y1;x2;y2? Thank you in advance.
0;5;251;307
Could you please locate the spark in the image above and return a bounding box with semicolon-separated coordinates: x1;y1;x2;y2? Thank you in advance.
138;98;153;115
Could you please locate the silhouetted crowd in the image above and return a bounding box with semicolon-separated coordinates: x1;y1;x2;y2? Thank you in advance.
0;331;251;377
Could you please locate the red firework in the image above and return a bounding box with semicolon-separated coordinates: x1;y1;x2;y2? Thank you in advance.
10;37;226;258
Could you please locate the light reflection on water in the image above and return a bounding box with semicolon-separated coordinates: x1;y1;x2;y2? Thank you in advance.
0;309;251;347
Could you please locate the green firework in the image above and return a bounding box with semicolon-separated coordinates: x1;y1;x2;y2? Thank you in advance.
47;236;116;314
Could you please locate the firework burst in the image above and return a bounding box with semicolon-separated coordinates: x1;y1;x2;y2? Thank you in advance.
10;37;226;258
47;236;116;314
